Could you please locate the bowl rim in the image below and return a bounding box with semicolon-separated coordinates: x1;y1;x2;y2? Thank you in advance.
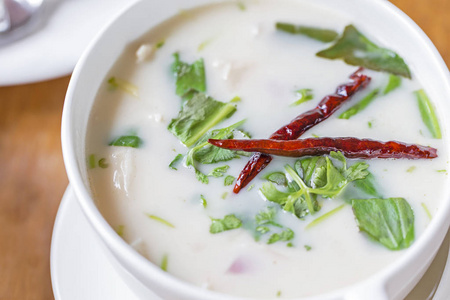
61;0;450;299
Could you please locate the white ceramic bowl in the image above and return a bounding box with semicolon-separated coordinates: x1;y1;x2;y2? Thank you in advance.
61;0;450;299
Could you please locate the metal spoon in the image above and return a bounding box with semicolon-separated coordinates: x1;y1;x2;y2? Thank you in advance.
0;0;44;45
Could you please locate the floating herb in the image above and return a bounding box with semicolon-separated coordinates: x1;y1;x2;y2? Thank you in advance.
339;89;380;119
161;254;169;271
421;202;432;220
88;154;96;169
384;74;402;94
317;25;411;78
108;77;139;97
98;158;108;168
109;135;142;148
291;88;313;106
208;165;230;177
200;195;207;208
146;214;175;228
304;245;312;251
276;22;338;43
210;214;242;233
171;53;206;100
306;204;345;229
169;154;183;170
414;89;441;139
264;172;288;186
224;175;235;186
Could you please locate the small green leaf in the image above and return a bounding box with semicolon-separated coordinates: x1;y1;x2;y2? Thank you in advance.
168;93;237;147
317;25;411;78
98;158;109;168
221;192;228;199
352;198;415;250
116;225;125;237
267;228;294;244
384;74;402;94
169;154;183;170
171;53;206;100
224;175;235;186
406;166;416;173
195;169;209;184
146;214;175;228
353;172;382;198
414;89;441;139
339;89;380;120
88;154;96;169
264;172;288;186
156;40;165;49
109;135;142;148
237;1;246;11
291;88;314;106
276;22;338;43
210;214;242;233
208;165;229;177
200;195;207;208
108;77;139;97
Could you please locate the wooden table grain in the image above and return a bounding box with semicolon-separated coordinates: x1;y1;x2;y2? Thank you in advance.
0;1;448;299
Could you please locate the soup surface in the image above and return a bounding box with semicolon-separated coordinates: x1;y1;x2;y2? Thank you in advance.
86;0;448;298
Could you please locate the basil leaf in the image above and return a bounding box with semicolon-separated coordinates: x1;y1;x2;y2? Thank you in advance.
109;135;142;148
384;74;402;95
171;53;206;100
414;89;441;139
317;25;411;78
210;214;242;233
276;22;338;43
339;89;380;120
352;198;414;250
168;93;236;147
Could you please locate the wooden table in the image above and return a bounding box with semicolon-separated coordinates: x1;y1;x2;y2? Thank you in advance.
0;1;448;299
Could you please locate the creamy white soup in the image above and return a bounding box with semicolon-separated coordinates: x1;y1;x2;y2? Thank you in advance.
86;0;448;298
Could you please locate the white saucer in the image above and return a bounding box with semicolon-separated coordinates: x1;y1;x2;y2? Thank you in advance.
0;0;136;86
50;186;450;300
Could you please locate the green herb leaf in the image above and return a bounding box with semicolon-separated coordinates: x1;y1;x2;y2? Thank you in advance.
317;25;411;78
169;154;183;170
304;245;312;251
306;204;345;229
200;195;207;208
116;225;125;237
267;228;294;244
352;198;415;250
353;172;382;198
168;93;237;147
264;172;288;186
276;22;338;43
98;158;109;168
339;89;380;119
109;135;142;148
88;154;96;169
291;88;314;106
208;165;229;177
210;214;242;233
171;53;206;100
224;175;235;186
414;89;441;139
384;74;402;94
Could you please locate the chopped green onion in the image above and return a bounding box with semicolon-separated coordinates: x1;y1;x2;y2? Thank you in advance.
98;158;108;168
146;214;175;228
88;154;96;169
421;203;432;220
161;254;169;271
384;74;401;95
339;89;380;119
116;225;125;237
291;88;313;106
108;77;139;97
406;166;416;173
304;245;312;251
200;195;207;208
414;89;441;139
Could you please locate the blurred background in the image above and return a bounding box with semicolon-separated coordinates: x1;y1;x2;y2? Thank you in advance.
0;0;448;299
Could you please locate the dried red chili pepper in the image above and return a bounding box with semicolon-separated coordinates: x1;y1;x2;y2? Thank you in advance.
233;68;371;193
208;137;438;159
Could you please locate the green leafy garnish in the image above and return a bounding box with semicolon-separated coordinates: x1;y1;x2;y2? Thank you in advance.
276;22;338;43
352;198;414;250
306;204;345;229
109;135;142;148
146;214;175;228
317;25;411;78
88;154;96;169
98;158;108;168
200;195;207;208
304;245;312;251
291;88;313;107
261;153;369;218
224;175;235;186
237;1;246;11
169;154;183;170
414;89;441;139
353;172;382;198
208;165;229;177
116;225;125;237
168;93;237;147
161;254;168;271
406;166;416;173
384;74;402;94
368;121;373;128
339;89;380;119
221;192;228;199
264;172;288;186
210;214;242;233
108;77;139;97
268;228;294;244
156;40;165;49
171;53;206;100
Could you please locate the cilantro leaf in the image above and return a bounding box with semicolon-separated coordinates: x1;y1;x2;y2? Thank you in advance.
168;93;237;147
291;88;314;106
352;198;414;250
208;165;229;177
169;154;183;170
264;172;288;186
210;214;242;233
267;228;294;244
224;175;235;186
317;25;411;78
276;22;338;43
109;135;142;148
171;53;206;100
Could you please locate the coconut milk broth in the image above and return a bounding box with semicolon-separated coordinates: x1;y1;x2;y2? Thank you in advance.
86;0;448;298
